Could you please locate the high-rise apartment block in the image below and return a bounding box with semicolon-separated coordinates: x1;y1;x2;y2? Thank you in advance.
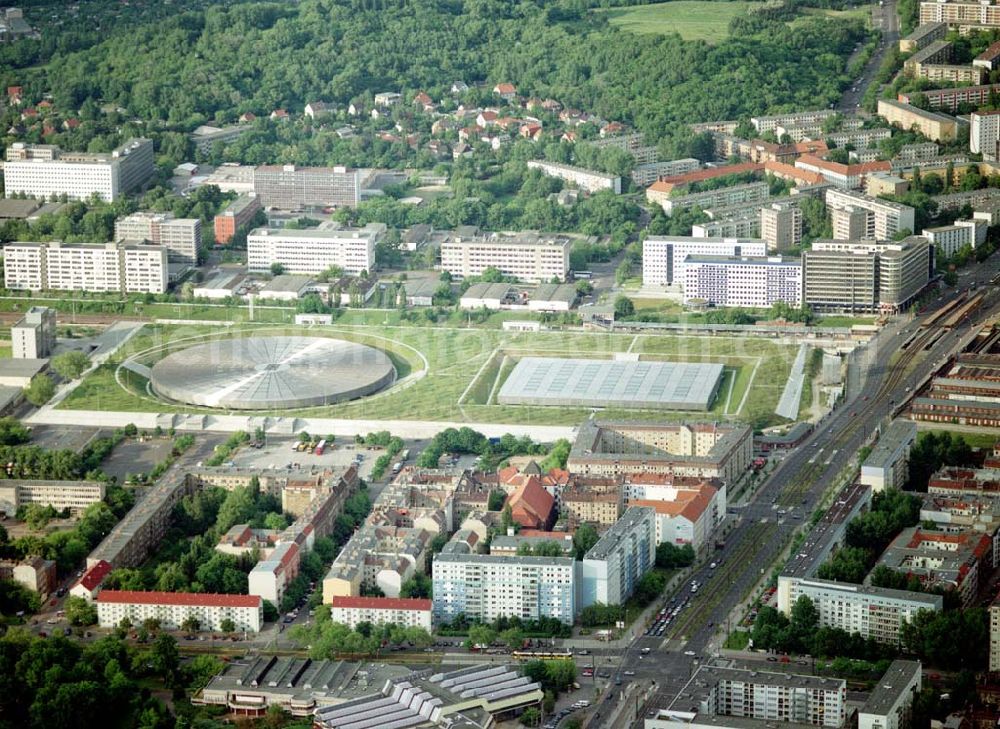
431;553;576;625
213;194;261;244
439;231;571;282
682;255;802;308
3;138;154;202
825;188;916;241
642;235;767;287
3;241;168;294
11;306;55;359
971;110;1000;161
920;0;1000;30
579;506;656;609
760;202;803;252
252;164;362;209
115;211;201;265
247;223;382;275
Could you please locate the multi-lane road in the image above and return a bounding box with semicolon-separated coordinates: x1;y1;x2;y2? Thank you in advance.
580;264;1000;727
838;0;900;111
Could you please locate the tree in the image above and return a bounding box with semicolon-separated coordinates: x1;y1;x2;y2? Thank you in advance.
501;627;526;650
573;523;599;559
400;573;432;599
180;616;201;633
23;374;55;406
0;417;30;446
149;633;180;678
142;618;162;633
656;543;695;569
52;350;90;380
613;295;634;318
488;490;506;511
520;707;541;727
220;618;236;633
64;595;97;626
270;262;286;276
466;625;497;649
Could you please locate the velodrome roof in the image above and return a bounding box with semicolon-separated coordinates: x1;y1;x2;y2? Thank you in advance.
498;357;724;411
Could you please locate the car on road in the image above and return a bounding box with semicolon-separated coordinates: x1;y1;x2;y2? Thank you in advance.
683;650;696;657
641;647;651;654
624;670;636;676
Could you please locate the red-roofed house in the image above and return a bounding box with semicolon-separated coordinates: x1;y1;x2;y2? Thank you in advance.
71;559;113;602
520;122;543;141
329;596;432;630
96;590;263;632
493;83;517;101
239;112;256;123
630;486;717;549
7;86;22;101
507;477;556;531
269;108;289;121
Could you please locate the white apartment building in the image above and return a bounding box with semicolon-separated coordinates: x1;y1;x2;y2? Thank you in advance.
760;202;803;252
826;188;916;240
651;181;769;216
247;223;382;275
3;241;168;294
11;306;55;359
0;479;106;514
750;109;836;134
860;420;918;493
682;255;803;308
115;211;201;264
776;577;942;645
642;235;767;287
247;541;298;606
627;482;720;550
439;232;571;282
3;138;154;202
579;506;656;609
432;553;576;625
972;110;1000;161
630;157;700;187
858;661;922;729
96;590;263;632
329;596;433;631
922;219;986;256
990;595;1000;672
525;159;622;194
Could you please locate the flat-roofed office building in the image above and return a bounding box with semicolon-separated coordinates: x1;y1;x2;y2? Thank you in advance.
252;164;361;209
440;231;571;282
3;241;168;294
115;211;201;264
247;223;382;275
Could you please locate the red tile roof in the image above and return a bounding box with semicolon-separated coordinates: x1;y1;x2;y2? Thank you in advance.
796;154;891;177
977;41;1000;62
76;560;112;591
763;160;825;185
494;83;517;95
657;161;762;189
96;590;261;608
508;477;555;529
330;596;432;611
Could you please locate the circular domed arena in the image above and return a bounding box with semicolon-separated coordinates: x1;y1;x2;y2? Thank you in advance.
150;335;395;410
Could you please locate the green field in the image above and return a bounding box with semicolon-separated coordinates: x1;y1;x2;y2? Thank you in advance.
59;323;803;428
600;1;750;42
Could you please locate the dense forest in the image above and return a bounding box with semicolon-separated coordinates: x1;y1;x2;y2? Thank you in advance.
1;0;868;159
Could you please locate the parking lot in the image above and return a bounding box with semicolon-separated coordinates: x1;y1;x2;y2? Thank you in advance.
100;436;176;482
229;437;382;481
28;425;103;454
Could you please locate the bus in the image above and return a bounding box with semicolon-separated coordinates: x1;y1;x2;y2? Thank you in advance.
314;439;327;455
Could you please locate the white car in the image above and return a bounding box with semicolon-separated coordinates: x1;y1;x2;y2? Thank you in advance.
684;650;697;657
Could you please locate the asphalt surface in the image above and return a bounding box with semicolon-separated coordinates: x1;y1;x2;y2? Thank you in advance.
838;0;900;111
583;260;1000;728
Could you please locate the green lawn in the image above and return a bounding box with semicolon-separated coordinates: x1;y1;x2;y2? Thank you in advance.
59;323;801;428
599;1;750;42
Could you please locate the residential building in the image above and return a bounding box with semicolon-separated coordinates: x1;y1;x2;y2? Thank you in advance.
3;138;154;202
525;159;621;194
322;525;431;600
70;559;112;602
578;506;656;609
489;532;575;557
858;661;922;729
877;99;963;142
214;194;261;245
649;665;846;728
648;162;763;197
0;479;105;514
247;223;381;275
760;202;802;252
860;420;918;492
918;63;984;83
431;553;576;624
641;235;767;287
252;164;362;209
866;172;910;198
96;590;263;632
560;480;623;527
972;110;1000;161
778;578;942;645
899;84;1000;112
826;188;916;240
904;39;952;75
190;124;248;154
794;155;891;190
900;21;947;51
648;181;769;216
691;216;760;239
569;420;753;484
631;158;700;187
505;477;556;530
923;219;985;256
248;541;299;605
115;211;200;264
329;596;432;631
920;0;1000;30
440;230;571;282
682;255;803;308
990;593;1000;672
750;110;836;134
873;526;994;607
0;556;56;597
629;481;719;549
11;306;55;359
3;241;168;294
